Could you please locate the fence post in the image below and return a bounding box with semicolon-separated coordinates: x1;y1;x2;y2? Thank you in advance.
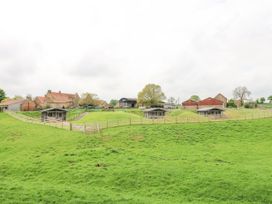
97;123;100;134
70;123;72;131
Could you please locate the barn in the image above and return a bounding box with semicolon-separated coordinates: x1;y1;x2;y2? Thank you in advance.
0;99;35;112
182;99;198;109
197;97;224;109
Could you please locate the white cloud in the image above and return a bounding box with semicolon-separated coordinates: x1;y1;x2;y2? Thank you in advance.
0;0;272;101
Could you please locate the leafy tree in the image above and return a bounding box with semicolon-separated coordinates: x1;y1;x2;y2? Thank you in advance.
79;93;98;107
244;102;257;109
109;99;118;107
190;95;200;101
137;84;166;107
233;86;251;106
0;89;6;102
260;97;265;104
227;99;237;108
13;95;24;100
268;96;272;103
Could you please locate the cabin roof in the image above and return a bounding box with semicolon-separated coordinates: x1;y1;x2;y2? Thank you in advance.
144;108;167;112
197;107;224;112
41;108;68;113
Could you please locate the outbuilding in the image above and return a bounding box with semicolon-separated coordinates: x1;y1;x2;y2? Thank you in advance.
41;108;67;122
119;98;137;108
0;99;26;112
197;107;224;117
144;108;167;119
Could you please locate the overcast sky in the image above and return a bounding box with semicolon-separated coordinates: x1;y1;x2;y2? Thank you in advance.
0;0;272;102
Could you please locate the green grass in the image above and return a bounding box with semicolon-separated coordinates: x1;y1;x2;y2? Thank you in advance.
66;108;86;121
166;109;208;121
75;111;142;124
17;111;40;119
1;112;272;203
224;108;272;119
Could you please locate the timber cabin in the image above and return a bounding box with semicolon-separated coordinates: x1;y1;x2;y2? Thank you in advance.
144;108;167;119
197;107;224;117
41;108;67;122
119;98;137;108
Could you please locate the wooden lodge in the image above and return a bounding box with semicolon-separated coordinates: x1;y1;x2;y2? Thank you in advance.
144;108;167;119
119;98;137;108
41;108;67;122
197;107;224;117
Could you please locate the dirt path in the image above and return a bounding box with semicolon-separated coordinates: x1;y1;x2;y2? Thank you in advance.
72;112;89;121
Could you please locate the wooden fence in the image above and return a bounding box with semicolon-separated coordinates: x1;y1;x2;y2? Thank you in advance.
6;111;272;135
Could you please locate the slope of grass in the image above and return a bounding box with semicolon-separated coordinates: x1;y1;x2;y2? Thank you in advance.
75;111;142;124
224;108;272;119
17;111;40;119
166;109;208;121
1;112;272;203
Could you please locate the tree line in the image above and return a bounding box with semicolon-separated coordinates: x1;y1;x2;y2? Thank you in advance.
1;86;272;108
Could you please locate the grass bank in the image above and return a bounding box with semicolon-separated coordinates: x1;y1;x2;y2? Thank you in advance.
1;113;272;203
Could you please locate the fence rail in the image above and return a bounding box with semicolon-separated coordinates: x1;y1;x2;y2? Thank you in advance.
5;111;272;135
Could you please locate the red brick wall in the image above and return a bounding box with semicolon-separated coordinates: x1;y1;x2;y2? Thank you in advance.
21;101;36;111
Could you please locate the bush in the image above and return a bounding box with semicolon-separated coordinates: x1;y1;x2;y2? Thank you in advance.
227;100;237;108
244;102;257;109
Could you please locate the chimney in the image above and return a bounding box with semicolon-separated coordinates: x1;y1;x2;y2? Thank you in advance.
59;91;61;94
48;90;52;94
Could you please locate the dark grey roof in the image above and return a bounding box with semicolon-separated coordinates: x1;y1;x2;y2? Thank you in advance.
197;107;224;112
144;108;167;112
119;98;137;102
41;108;68;113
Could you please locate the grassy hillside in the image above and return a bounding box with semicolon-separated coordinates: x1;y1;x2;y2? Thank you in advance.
224;108;272;119
75;111;142;124
17;111;41;119
1;112;272;203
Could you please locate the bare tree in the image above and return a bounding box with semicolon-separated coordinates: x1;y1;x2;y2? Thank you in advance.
233;86;251;106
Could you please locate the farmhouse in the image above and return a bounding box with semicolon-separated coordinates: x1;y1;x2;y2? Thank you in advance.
182;97;224;110
35;90;80;109
214;93;227;107
119;98;137;108
41;108;67;122
197;107;224;117
198;97;224;109
182;99;198;109
144;108;167;119
0;99;36;112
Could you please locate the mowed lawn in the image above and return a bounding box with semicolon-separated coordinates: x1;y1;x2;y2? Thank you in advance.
1;113;272;203
75;111;143;124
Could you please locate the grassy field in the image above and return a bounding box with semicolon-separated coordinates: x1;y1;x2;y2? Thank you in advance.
75;111;143;124
1;112;272;203
224;108;272;119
